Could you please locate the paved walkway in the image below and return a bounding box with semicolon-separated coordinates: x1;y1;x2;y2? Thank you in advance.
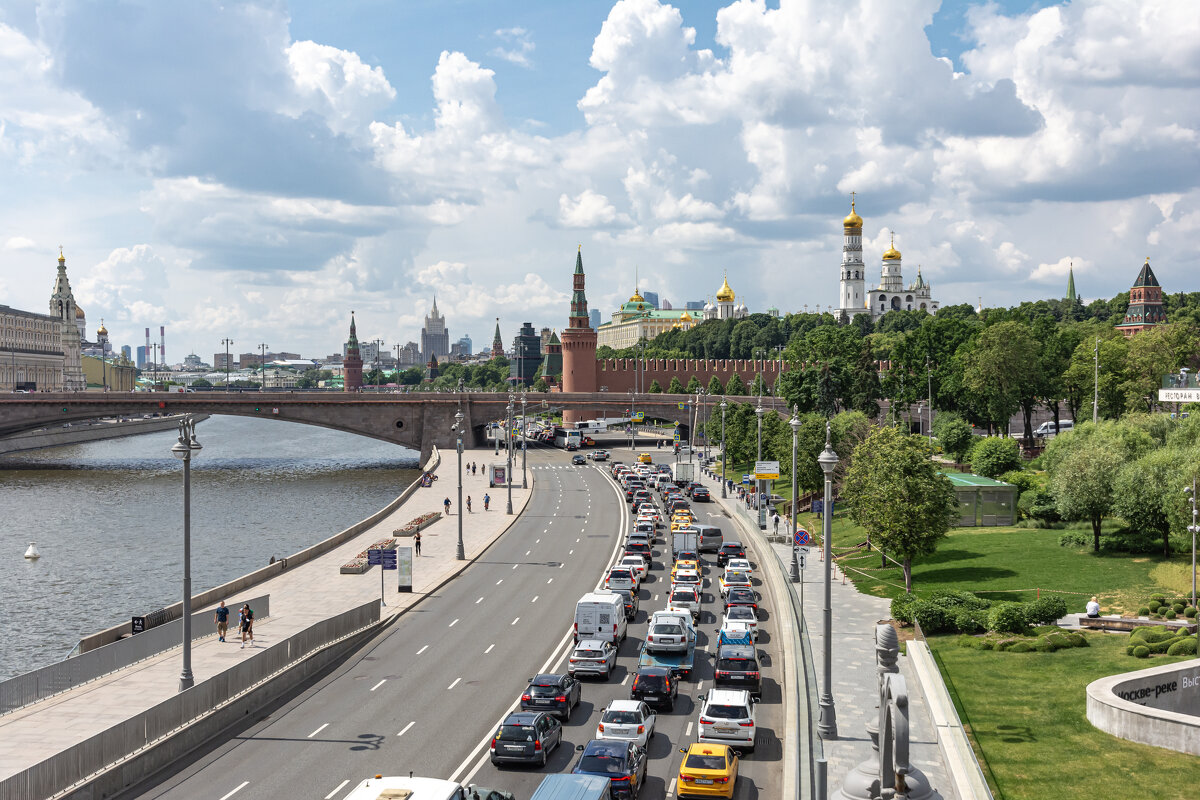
0;448;532;782
702;473;957;799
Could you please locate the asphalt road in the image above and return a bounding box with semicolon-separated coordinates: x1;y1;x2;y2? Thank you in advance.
127;442;784;800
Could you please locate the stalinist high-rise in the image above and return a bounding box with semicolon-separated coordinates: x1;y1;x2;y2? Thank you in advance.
420;298;450;362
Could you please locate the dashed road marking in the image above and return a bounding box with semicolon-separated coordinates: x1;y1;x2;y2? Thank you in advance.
621;674;629;685
476;597;484;604
219;781;249;800
485;643;495;654
447;677;461;690
511;617;520;625
667;778;677;797
547;578;553;584
569;549;574;555
449;618;459;628
370;679;387;692
685;721;693;736
512;563;519;570
308;723;329;738
496;579;504;585
525;550;531;556
417;645;429;655
325;780;349;799
397;721;416;737
531;596;539;603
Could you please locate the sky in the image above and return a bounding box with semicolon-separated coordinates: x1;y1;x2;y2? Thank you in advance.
1;0;1197;362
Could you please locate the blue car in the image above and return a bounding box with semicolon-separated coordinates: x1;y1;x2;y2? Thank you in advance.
571;739;647;800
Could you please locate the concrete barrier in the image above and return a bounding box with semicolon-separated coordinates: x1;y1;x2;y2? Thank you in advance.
77;447;441;654
1086;660;1200;756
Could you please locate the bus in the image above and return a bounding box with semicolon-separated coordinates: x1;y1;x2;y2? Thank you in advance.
553;427;583;450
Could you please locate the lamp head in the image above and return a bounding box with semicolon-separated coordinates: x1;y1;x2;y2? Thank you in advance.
171;438;190;460
789;405;801;433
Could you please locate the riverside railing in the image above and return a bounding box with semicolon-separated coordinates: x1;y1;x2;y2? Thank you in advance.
0;595;270;716
0;598;379;800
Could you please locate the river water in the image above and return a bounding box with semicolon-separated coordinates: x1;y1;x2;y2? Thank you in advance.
0;416;419;681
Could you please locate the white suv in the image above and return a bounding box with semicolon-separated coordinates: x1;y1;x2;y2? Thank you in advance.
697;689;756;751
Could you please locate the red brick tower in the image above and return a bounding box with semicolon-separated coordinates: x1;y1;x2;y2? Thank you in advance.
490;318;504;359
343;311;363;392
1116;257;1166;336
560;246;597;424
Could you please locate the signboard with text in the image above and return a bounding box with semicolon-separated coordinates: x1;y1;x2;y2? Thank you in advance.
754;460;780;480
397;547;413;592
1160;389;1200;403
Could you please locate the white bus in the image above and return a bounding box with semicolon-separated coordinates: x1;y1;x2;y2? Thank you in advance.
553;427;583;450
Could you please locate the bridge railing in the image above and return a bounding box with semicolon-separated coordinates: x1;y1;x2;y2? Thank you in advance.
0;595;270;716
0;599;379;800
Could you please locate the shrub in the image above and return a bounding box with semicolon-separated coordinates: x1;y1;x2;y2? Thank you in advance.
955;610;986;635
1148;600;1162;612
1025;596;1068;626
1059;530;1092;548
1126;645;1136;655
1033;637;1056;653
988;603;1029;634
890;594;918;625
913;601;956;634
1166;609;1178;619
1006;641;1034;653
970;436;1022;478
1150;594;1166;602
1138;606;1150;616
1000;469;1037;494
1029;488;1061;523
1186;607;1197;618
1132;645;1150;658
928;590;990;611
1172;603;1185;613
933;413;974;462
1167;638;1198;656
977;639;995;650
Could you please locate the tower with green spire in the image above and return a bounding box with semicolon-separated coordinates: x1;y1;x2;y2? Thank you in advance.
561;246;598;421
1065;262;1077;304
490;318;504;358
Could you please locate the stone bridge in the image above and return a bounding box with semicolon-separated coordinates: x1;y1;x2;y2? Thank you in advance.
0;392;790;461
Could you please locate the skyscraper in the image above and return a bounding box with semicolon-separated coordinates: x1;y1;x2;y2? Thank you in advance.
641;291;659;309
420;297;450;362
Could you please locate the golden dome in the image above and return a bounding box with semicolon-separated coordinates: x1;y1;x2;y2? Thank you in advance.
680;311;693;322
97;323;108;336
58;246;66;264
629;288;644;303
75;305;85;319
716;275;735;302
883;234;901;260
843;200;863;230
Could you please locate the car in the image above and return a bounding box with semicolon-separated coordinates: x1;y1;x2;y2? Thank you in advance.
596;700;657;747
637;452;653;464
670;519;696;532
717;621;755;647
605;567;637;592
671;499;692;514
521;673;582;720
630;666;679;711
671;559;699;579
718;570;752;598
566;443;578;451
725;558;753;575
612;588;640;621
697;689;757;752
686;482;704;497
571;740;648;800
671;569;702;592
623;541;653;564
489;711;563;767
619;555;648;583
631;490;652;507
674;549;700;565
590;450;610;462
721;606;759;640
691;486;710;501
572;454;587;465
645;618;689;654
570;639;619;679
677;742;741;798
667;586;701;619
713;644;761;697
717;542;746;567
723;586;758;615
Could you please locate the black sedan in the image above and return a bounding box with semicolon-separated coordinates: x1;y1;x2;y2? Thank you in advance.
572;454;587;465
724;586;759;615
489;711;563;767
629;666;679;711
717;541;747;567
521;673;582;720
612;588;640;620
572;739;648;800
691;486;710;501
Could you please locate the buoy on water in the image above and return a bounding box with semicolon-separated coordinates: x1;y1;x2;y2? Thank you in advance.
24;542;40;560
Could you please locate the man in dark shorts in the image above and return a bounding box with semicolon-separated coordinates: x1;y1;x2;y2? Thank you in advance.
413;530;422;556
214;601;229;642
239;604;255;649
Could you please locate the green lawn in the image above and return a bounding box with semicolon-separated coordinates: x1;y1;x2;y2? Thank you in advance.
931;633;1200;799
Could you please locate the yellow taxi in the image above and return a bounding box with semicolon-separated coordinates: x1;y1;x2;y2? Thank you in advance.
672;559;700;579
677;743;739;798
637;452;653;464
672;512;696;525
670;519;696;532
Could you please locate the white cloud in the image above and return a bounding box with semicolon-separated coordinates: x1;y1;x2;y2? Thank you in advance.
1030;256;1090;284
559;190;619;227
4;236;35;250
490;27;535;69
285;40;396;135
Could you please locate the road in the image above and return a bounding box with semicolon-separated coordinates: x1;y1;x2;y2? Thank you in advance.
128;442;784;800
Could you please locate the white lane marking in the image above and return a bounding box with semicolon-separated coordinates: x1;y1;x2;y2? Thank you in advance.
576;538;580;543
547;578;554;584
569;549;574;555
307;723;329;738
370;679;387;692
543;529;549;534
219;782;249;800
417;645;429;655
397;721;416;737
525;550;531;556
685;721;694;736
697;681;705;692
475;597;484;604
654;594;659;601
449;618;459;628
536;538;541;543
485;643;495;654
667;778;677;797
447;677;461;690
496;579;504;585
511;617;520;625
324;779;349;799
621;674;629;685
531;596;539;603
512;563;519;570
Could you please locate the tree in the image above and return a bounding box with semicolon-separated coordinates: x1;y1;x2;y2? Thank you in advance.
725;373;747;395
842;427;957;592
189;378;212;389
667;376;685;394
932;412;974;462
969;436;1021;478
707;375;724;395
1051;436;1123;552
962;320;1041;436
1113;448;1177;556
648;379;663;393
749;372;767;396
686;376;702;393
532;377;549;393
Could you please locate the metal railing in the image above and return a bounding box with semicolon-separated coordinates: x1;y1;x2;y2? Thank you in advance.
0;599;379;800
0;595;269;715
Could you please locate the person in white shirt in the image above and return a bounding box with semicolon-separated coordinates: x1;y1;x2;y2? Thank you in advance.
1086;596;1101;618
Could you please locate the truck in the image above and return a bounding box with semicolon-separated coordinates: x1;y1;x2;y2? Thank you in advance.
671;530;699;562
672;461;695;486
637;635;697;678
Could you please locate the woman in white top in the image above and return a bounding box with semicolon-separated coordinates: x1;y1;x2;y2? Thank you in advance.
1086;596;1101;618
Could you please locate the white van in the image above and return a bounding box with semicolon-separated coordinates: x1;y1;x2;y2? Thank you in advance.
574;592;628;644
344;775;475;800
1034;419;1073;437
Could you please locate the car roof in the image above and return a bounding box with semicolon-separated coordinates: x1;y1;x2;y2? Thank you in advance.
606;699;643;712
575;639;608;648
706;688;752;705
582;739;628;757
504;711;542;724
717;643;756;658
532;673;565;684
636;666;671;676
721;541;744;548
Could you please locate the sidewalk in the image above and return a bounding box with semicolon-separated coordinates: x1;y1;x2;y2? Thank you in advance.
701;471;957;799
0;448;532;782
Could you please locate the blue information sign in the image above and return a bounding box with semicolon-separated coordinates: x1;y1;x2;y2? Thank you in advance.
366;549;382;565
368;548;398;570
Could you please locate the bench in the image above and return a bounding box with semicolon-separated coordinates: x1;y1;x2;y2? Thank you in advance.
1077;616;1196;634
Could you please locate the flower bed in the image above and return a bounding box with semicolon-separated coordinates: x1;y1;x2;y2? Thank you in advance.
340;537;399;574
393;511;442;537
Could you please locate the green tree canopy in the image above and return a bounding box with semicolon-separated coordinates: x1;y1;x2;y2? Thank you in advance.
667;376;684;394
969;436;1022;478
932;412;974;462
648;379;663;393
707;375;724;395
686;376;703;393
725;373;747;395
1050;434;1124;552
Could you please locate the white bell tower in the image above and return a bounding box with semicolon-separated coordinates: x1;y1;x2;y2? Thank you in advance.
839;194;866;317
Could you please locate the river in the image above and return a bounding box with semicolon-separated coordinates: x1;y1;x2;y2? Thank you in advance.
0;415;420;681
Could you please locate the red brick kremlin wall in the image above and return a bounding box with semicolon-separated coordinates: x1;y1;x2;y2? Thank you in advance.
594;358;790;393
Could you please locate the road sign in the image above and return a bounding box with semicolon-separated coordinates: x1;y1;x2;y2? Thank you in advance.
794;528;811;547
798;554;806;570
633;412;645;422
754;460;780;479
131;616;145;635
366;549;382;565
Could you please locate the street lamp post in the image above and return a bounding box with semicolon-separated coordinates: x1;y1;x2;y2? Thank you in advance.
790;407;801;582
521;389;528;489
629;389;636;452
1186;481;1198;651
455;409;465;560
926;357;933;444
817;422;839;738
506;394;514;514
221;338;233;391
1093;338;1100;424
170;416;202;691
720;398;728;498
755;393;766;530
258;343;269;390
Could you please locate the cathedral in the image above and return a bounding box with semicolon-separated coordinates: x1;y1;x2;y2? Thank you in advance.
0;249;85;390
838;198;938;321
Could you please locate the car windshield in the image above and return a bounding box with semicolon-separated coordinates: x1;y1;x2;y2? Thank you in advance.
498;724;536;741
611;570;632;578
651;624;682;635
717;656;755;671
727;589;754;601
686;753;727;769
579;754;627;774
704;704;748;720
602;710;643;724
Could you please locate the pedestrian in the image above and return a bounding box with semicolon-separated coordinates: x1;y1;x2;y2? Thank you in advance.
444;496;452;515
466;495;472;513
239;604;254;649
773;512;780;536
483;493;490;511
414;530;422;556
214;601;229;642
1086;596;1100;618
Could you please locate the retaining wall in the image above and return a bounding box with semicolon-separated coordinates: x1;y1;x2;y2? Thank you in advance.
1086;660;1200;756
